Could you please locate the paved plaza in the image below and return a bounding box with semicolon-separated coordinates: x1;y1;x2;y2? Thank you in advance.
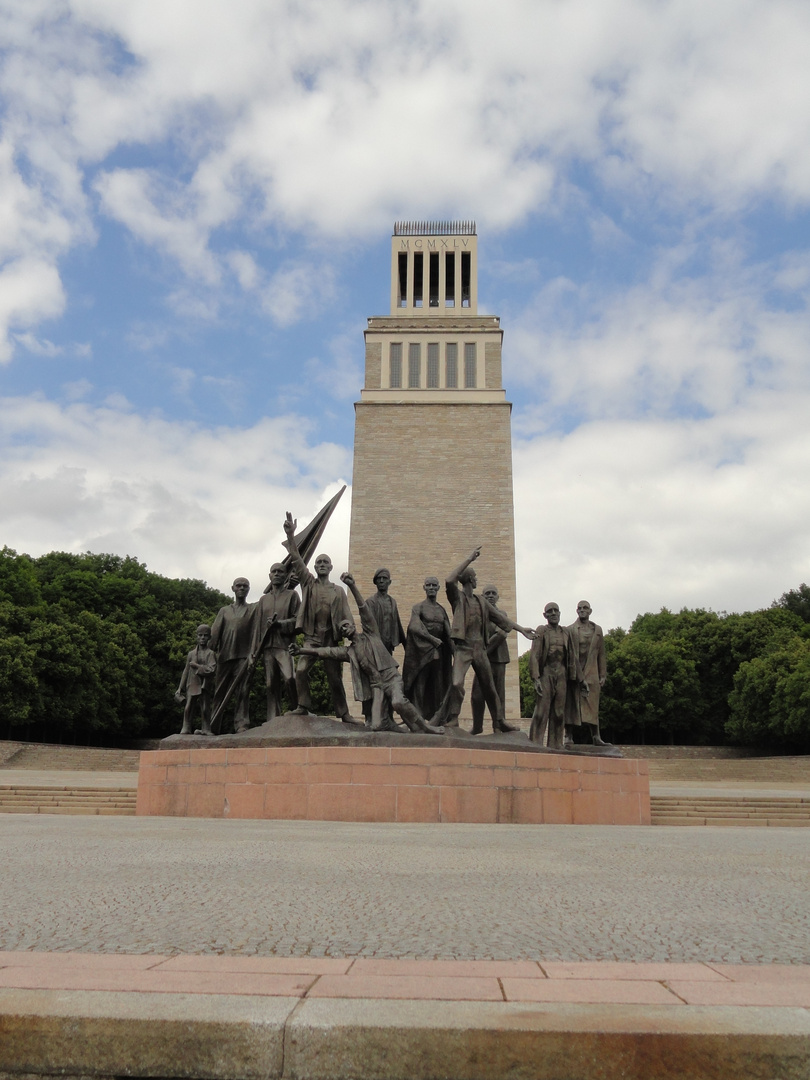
2;815;808;963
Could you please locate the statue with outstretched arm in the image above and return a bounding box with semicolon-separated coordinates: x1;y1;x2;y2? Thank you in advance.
289;571;445;736
438;546;535;731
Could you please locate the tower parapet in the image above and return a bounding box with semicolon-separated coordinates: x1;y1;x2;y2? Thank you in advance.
362;222;504;405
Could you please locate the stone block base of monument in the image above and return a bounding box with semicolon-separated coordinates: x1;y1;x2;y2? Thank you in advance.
137;719;650;825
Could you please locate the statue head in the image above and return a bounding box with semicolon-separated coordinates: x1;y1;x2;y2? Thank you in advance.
543;602;560;627
459;567;477;589
482;585;499;606
269;563;287;589
313;554;333;579
232;577;250;601
576;600;592;621
423;575;439;600
372;568;391;594
339;619;355;641
195;624;211;647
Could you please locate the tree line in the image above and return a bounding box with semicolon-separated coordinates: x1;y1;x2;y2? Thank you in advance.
1;545;808;749
519;586;810;751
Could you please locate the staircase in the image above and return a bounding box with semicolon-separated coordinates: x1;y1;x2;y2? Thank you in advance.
0;785;136;815
646;755;810;784
0;742;141;771
0;741;139;815
651;794;810;826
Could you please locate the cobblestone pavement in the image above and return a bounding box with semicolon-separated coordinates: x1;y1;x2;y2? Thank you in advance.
1;817;807;963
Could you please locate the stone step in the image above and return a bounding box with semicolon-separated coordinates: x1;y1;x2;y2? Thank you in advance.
0;786;136;816
653;803;810;812
651;815;810;827
651;794;810;826
0;741;141;771
646;756;810;783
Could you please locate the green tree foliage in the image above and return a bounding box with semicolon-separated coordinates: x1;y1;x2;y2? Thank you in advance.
601;634;701;744
727;638;810;751
0;546;228;743
610;606;805;744
518;651;535;717
773;583;810;624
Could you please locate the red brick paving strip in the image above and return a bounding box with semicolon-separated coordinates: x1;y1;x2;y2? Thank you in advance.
0;953;809;1005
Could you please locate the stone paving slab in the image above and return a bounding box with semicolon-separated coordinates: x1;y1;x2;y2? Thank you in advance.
2;952;810;1005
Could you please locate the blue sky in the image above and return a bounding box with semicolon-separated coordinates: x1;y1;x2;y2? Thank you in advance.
1;0;809;630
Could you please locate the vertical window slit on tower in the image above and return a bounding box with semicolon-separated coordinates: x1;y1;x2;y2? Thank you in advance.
389;343;402;387
398;253;408;307
446;343;458;388
464;342;477;387
445;252;455;306
408;343;421;387
461;251;471;307
429;251;439;307
413;252;423;307
427;343;439;387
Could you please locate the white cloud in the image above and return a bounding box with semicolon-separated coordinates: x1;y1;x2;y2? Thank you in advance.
3;0;810;353
94;168;222;284
13;332;62;357
507;244;810;424
0;395;353;595
506;239;810;628
261;261;337;328
513;391;810;631
0;257;65;363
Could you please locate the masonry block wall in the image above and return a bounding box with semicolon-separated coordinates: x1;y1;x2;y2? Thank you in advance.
137;746;652;825
349;400;520;719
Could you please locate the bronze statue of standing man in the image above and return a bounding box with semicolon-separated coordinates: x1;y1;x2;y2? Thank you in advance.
470;585;512;735
362;568;406;730
402;576;454;722
283;512;359;724
252;563;300;722
209;578;257;734
565;601;609;747
529;602;584;750
439;547;534;731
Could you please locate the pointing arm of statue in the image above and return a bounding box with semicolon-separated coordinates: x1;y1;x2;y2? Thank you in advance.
447;545;482;585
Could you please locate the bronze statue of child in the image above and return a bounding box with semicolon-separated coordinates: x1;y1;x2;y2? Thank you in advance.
175;624;217;735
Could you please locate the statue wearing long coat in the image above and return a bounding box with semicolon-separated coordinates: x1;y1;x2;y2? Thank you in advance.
565;620;606;728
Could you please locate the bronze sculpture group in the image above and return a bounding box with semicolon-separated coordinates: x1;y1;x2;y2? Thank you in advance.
174;510;610;750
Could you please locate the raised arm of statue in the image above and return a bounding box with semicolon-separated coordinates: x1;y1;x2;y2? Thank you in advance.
341;572;379;637
446;546;482;587
283;512;314;588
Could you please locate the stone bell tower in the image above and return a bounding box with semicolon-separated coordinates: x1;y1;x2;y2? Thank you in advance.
347;221;520;720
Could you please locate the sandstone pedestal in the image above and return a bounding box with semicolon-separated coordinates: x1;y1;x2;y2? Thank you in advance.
137;718;650;826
